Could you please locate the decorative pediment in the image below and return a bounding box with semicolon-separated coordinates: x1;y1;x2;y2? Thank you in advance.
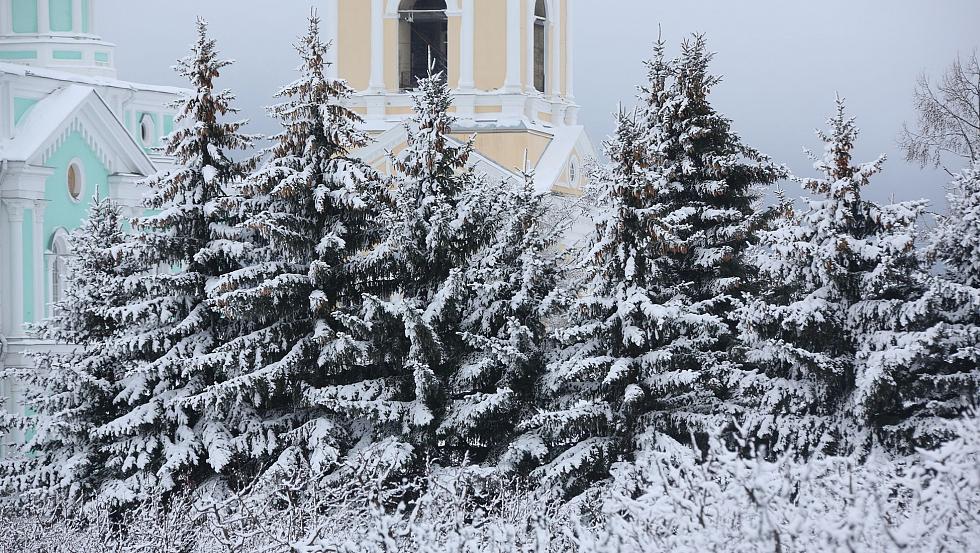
3;85;156;177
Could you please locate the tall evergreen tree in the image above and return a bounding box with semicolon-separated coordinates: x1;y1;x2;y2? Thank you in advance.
439;171;566;465
306;71;561;472
867;162;980;451
187;13;383;477
514;36;784;492
94;19;255;503
0;194;134;504
737;97;928;456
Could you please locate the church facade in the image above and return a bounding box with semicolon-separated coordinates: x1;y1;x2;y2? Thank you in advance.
331;0;596;194
0;0;185;454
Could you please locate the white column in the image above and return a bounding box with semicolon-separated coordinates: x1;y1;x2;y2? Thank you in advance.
71;0;82;32
89;0;96;34
324;0;340;80
0;0;11;35
32;200;44;321
38;0;50;34
458;0;475;90
368;0;385;91
525;0;535;92
550;7;562;98
503;0;521;92
565;0;574;99
3;202;25;337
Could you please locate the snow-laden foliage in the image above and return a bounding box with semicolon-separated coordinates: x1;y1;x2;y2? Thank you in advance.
520;36;785;493
736;97;932;456
305;69;563;472
185;13;384;479
4;412;980;552
869;161;980;451
91;18;256;505
0;194;136;504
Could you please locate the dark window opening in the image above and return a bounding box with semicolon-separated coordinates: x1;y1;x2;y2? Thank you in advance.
534;0;547;93
399;0;449;90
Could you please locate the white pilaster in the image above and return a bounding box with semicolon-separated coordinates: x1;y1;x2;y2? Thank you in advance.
368;0;385;91
525;0;535;92
550;7;562;98
32;200;44;320
2;201;25;337
503;0;521;92
458;0;475;90
565;0;574;100
0;0;11;35
71;0;82;33
38;0;50;34
324;0;340;80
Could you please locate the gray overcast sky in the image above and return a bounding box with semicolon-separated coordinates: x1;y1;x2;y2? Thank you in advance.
100;0;979;208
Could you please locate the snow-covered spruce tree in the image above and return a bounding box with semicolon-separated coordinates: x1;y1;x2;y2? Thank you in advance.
437;170;566;464
868;162;980;451
93;19;256;503
737;97;928;456
185;13;383;478
511;36;784;492
307;71;558;472
0;194;135;503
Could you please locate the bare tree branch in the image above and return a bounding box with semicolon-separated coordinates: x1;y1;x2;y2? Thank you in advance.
901;51;980;171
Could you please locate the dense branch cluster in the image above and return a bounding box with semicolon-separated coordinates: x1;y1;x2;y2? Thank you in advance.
1;17;978;551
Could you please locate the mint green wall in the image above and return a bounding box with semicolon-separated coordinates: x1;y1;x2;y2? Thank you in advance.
49;0;72;32
0;51;38;60
12;0;38;33
163;114;175;137
42;131;110;308
81;0;90;32
14;97;38;125
52;50;82;60
94;52;109;63
22;209;34;324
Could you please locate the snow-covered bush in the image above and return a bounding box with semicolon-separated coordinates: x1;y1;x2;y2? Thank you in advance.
4;413;978;552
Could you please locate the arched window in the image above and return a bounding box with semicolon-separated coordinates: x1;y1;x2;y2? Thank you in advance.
139;113;155;147
398;0;448;90
533;0;547;93
48;228;71;312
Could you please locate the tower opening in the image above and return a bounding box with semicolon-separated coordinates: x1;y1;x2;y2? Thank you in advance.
534;0;547;93
398;0;448;90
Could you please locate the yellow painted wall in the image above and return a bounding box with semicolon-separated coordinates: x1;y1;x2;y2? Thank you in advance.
338;0;371;91
474;0;506;91
384;18;398;91
448;15;461;88
451;130;552;172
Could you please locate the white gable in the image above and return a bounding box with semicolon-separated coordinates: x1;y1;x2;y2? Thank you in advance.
1;84;156;176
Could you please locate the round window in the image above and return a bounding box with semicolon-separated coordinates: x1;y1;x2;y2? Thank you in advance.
67;162;83;201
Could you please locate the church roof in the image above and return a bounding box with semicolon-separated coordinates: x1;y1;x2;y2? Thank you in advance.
1;84;156;176
0;61;189;96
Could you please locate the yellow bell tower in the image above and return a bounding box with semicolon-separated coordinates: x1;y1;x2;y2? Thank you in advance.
325;0;594;195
